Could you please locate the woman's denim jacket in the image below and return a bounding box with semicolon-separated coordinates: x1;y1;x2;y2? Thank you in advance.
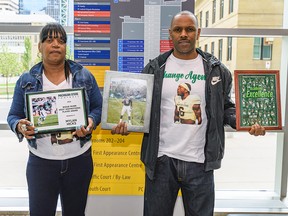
7;60;103;149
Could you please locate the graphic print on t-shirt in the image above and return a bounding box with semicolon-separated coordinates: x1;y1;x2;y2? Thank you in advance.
158;54;207;162
174;82;202;125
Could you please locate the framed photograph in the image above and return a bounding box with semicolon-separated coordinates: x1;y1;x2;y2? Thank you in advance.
234;70;282;130
26;88;88;134
101;70;154;133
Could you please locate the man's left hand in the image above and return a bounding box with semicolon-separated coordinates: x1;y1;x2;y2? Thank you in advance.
248;123;266;136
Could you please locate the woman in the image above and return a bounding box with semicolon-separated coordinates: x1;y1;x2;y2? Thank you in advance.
7;23;102;216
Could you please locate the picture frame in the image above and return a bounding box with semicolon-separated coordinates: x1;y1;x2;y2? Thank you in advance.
234;70;282;130
25;88;88;134
101;70;154;133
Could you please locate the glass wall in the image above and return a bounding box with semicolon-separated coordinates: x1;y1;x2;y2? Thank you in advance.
0;0;287;200
195;0;287;195
0;0;74;189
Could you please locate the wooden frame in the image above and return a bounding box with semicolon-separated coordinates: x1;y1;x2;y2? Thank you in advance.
101;70;154;133
234;70;282;130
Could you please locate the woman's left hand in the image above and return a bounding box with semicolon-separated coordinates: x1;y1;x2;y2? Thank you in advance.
72;117;94;138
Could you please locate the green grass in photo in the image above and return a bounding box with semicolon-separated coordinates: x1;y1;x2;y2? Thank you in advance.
34;114;59;128
107;97;146;126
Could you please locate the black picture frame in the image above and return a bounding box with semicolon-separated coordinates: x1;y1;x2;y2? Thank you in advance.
25;88;88;134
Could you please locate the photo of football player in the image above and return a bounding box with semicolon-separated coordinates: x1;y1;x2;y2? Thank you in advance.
119;96;133;125
37;104;48;126
32;96;58;127
174;82;202;125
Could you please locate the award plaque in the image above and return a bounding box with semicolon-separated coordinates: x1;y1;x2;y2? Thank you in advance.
25;88;88;134
101;70;154;133
234;70;282;130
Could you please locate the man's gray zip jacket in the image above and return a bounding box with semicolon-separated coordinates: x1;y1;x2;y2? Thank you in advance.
141;48;236;180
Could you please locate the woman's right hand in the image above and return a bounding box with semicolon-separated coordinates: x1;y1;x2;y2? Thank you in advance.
17;119;37;139
111;122;130;136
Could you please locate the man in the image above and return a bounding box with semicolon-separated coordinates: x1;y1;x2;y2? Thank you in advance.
112;11;265;216
174;82;202;124
119;96;133;125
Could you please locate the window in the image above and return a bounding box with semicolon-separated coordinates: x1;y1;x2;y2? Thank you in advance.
229;0;234;14
211;41;215;55
1;1;288;214
220;0;224;19
205;11;209;27
199;11;202;28
0;0;74;189
227;37;232;61
212;0;216;24
253;37;261;59
204;44;208;52
218;39;223;61
263;44;272;59
253;37;272;60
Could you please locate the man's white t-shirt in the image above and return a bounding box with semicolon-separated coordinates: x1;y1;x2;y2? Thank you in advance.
158;53;207;163
28;72;91;160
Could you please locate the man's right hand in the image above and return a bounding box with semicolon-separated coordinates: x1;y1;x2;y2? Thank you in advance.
111;122;130;136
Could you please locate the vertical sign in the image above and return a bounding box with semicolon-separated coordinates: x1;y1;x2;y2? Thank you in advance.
74;0;111;86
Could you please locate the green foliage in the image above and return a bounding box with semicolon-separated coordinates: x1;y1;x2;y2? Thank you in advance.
0;44;23;77
0;44;24;98
107;98;146;126
66;45;74;60
21;37;32;71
